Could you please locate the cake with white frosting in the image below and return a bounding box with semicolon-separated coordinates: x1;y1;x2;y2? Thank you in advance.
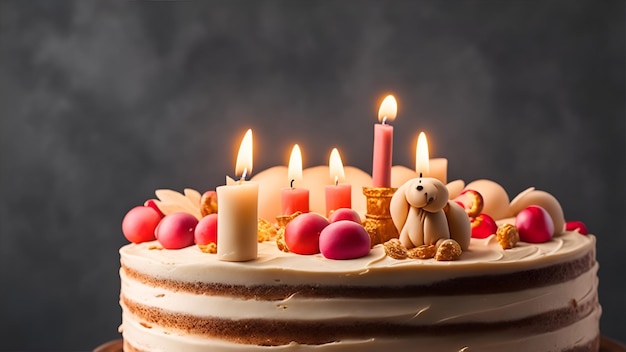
118;175;601;352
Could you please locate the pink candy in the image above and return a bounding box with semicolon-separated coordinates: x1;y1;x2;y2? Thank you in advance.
155;212;198;249
285;213;329;255
195;213;218;245
328;208;361;224
122;206;162;244
319;220;371;260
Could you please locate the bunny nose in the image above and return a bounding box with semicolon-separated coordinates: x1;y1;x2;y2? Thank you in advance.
416;185;424;191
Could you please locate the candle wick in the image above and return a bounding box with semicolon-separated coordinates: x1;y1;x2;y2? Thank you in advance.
419;172;423;178
240;168;248;182
334;175;339;186
290;179;295;189
382;116;388;125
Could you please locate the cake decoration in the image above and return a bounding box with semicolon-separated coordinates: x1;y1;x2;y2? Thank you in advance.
515;205;555;243
153;188;203;220
121;205;162;244
372;94;397;188
281;144;310;215
216;129;259;262
199;190;218;217
284;212;329;255
319;220;371;260
325;148;352;216
390;176;471;261
496;223;520;249
566;220;589;235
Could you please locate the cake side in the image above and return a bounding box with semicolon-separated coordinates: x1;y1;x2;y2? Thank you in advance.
119;232;601;352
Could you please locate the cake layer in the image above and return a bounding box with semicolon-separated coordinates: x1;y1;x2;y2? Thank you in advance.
119;232;600;351
120;264;598;325
121;307;601;352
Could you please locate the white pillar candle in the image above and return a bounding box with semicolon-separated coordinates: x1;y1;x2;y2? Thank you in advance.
217;129;259;262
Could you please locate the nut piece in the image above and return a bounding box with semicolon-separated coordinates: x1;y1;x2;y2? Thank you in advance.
276;228;289;253
200;191;218;217
276;211;302;228
407;245;437;259
197;242;217;254
258;218;278;242
435;239;462;261
383;239;408;260
497;223;520;249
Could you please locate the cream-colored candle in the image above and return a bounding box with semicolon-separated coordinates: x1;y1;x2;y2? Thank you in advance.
217;129;259;262
415;132;447;184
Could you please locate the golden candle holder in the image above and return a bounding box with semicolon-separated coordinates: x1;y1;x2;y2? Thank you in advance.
362;187;399;246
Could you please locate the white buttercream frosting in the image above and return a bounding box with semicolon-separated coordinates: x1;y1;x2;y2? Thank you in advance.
119;232;600;351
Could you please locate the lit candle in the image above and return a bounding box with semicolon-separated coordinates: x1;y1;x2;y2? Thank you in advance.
281;144;310;215
325;148;351;217
415;132;448;183
372;95;397;188
216;129;259;262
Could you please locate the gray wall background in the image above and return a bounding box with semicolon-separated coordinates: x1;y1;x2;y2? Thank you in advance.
0;1;624;350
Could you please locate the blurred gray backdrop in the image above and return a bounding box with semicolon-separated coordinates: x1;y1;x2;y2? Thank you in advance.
0;1;624;350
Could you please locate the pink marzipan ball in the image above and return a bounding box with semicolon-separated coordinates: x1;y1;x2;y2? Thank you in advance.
122;206;161;244
516;205;554;243
285;212;329;255
319;220;371;260
195;213;218;245
155;212;198;249
328;208;362;224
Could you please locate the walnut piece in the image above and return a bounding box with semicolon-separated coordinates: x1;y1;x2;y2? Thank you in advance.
200;191;218;217
435;239;462;261
197;243;217;254
407;245;437;259
258;218;278;242
276;228;289;253
276;211;302;228
383;239;408;260
496;223;519;249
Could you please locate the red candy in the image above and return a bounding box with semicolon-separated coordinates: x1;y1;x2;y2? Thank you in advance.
470;213;498;239
328;208;361;224
516;205;554;243
195;213;218;245
155;212;198;249
566;221;588;235
143;199;165;218
285;212;329;255
122;206;161;244
319;220;371;260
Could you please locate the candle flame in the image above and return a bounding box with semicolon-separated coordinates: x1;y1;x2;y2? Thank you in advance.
235;129;253;181
377;95;397;124
287;144;303;188
415;132;430;176
329;148;346;185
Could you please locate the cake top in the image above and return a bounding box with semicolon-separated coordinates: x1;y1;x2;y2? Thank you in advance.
120;231;594;288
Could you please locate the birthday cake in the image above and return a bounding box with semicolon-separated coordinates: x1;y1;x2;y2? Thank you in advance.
118;98;601;351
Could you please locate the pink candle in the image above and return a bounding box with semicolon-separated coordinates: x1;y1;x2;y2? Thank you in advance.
372;95;397;188
281;188;309;215
326;148;352;217
281;145;310;215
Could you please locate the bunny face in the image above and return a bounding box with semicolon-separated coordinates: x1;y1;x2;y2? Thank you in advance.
403;177;449;213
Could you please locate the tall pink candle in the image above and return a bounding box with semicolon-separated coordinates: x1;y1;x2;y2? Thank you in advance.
372;95;397;188
281;145;310;215
326;148;351;216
